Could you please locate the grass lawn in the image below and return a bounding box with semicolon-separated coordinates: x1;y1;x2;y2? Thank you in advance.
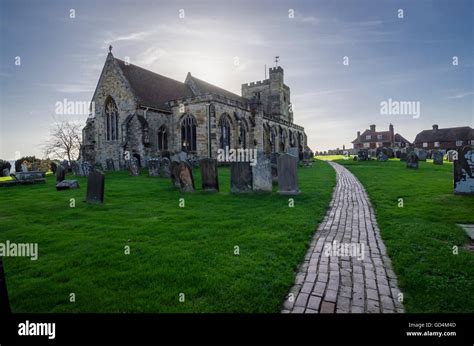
337;158;474;313
0;160;335;313
315;155;350;161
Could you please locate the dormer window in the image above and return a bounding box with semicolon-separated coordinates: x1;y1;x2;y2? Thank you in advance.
366;135;371;140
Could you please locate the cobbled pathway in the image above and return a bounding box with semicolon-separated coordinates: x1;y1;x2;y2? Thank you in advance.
282;161;404;313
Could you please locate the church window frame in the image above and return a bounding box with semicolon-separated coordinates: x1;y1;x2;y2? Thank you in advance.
105;97;119;141
181;114;197;152
158;125;168;151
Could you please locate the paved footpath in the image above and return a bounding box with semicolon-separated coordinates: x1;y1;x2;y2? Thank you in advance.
282;161;404;313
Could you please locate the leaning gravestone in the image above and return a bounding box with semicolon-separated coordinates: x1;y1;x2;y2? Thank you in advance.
230;162;253;193
406;152;419;169
55;164;66;183
129;158;140;176
277;153;300;195
433;151;444;165
454;146;474;195
56;180;79;191
86;170;105;204
170;161;181;188
252;152;272;192
178;161;195;193
200;158;219;192
106;159;115;171
160;158;171;178
148;158;161;177
377;152;388;162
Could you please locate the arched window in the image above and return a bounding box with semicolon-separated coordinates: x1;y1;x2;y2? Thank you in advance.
158;125;168;151
270;127;277;153
280;127;286;152
181;114;197;152
105;97;119;140
219;114;232;149
238;119;248;149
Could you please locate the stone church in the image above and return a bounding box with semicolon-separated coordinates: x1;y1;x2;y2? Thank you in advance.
80;49;308;169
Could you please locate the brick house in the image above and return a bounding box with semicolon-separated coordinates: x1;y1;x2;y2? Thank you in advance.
413;124;474;150
352;124;411;150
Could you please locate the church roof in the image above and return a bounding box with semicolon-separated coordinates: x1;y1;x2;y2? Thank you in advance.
114;57;193;111
185;73;247;103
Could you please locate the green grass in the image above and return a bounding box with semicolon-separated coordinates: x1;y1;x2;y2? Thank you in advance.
315;155;350;161
337;158;474;313
0;161;335;313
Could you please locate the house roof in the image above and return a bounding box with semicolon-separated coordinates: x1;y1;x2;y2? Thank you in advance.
352;128;411;145
114;57;193;111
394;133;411;144
414;126;473;143
185;73;247;103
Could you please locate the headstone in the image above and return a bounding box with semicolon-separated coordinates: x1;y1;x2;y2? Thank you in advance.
15;171;45;181
395;150;401;159
56;180;79;191
21;163;28;172
86;170;105;204
400;152;408;161
453;146;474;195
416;149;427;161
433;151;444;165
81;161;92;177
200;158;219;192
406;152;419;169
106;159;115;171
277;153;300;195
32;161;38;171
178;161;195;193
2;168;9;177
377;152;388;162
71;161;82;176
252;152;272;192
129;158;140;176
61;160;69;172
368;149;377;159
177;151;188;162
160;158;171;178
357;150;369;161
55;164;66;183
230;162;253;193
170;161;181;187
148;158;161;177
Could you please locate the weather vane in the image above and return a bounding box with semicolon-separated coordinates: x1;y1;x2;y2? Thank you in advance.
274;56;280;66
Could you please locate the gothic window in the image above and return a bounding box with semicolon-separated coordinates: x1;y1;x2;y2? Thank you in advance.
158;125;168;151
280;127;286;152
270;127;277;153
238;119;248;149
105;97;119;140
181;114;197;152
219;114;232;149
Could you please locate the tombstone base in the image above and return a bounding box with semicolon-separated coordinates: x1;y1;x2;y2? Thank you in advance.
278;190;301;195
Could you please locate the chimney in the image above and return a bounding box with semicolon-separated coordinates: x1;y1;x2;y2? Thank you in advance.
357;131;361;140
433;124;438;131
389;123;394;144
370;124;376;132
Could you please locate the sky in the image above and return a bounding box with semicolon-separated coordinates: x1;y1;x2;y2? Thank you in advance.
0;0;473;159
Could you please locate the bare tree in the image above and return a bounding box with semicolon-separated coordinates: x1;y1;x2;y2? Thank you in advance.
43;119;82;162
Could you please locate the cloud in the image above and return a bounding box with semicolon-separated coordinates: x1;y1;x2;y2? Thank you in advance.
448;91;474;99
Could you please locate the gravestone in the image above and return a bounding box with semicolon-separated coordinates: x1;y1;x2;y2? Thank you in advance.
177;151;188;162
230;162;253;193
270;153;279;183
86;170;105;204
377;152;388;162
433;151;444;165
357;150;369;161
400;152;408;161
170;161;181;188
453;146;474;195
178;161;195;193
148;158;161;177
61;160;69;172
252;152;272;192
81;162;92;177
395;150;401;159
2;168;9;177
56;180;79;191
32;161;38;171
416;149;427;161
368;149;377;159
21;163;28;172
406;152;419;169
200;158;219;192
160;158;171;178
71;161;81;176
55;164;66;183
106;159;115;171
129;158;140;176
277;153;300;195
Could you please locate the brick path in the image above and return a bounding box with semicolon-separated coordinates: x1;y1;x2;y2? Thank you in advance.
282;161;404;313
